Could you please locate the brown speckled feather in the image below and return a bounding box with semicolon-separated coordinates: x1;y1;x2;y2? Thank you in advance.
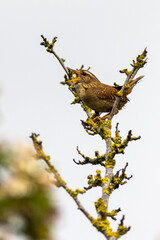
94;84;128;102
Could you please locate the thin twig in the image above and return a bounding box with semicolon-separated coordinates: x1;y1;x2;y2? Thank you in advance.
110;48;147;119
40;35;91;118
52;49;68;75
30;133;93;227
41;35;69;75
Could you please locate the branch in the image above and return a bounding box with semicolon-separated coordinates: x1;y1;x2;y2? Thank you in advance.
40;35;68;75
40;35;91;118
74;147;105;166
29;133;92;221
110;48;147;119
102;49;147;210
40;38;147;239
30;133;131;239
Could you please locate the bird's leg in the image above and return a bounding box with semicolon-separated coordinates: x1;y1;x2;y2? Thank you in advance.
101;113;110;120
91;111;100;120
101;109;119;120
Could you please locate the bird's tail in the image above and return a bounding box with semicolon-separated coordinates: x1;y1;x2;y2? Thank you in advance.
125;75;144;95
129;75;144;88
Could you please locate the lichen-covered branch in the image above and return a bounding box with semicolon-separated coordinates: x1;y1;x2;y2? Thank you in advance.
74;147;105;166
39;36;147;240
30;133;131;239
102;49;147;214
30;133;92;222
110;48;147;119
40;35;92;118
40;35;68;75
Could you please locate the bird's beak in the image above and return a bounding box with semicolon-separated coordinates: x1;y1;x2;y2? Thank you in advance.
66;68;80;83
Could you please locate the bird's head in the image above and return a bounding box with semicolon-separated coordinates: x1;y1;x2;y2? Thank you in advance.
67;68;100;87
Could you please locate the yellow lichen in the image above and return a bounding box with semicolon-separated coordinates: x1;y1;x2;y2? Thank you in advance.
103;177;109;184
116;91;123;97
103;185;113;196
105;151;115;168
100;127;111;139
124;83;130;89
91;216;117;237
119;69;132;75
65;187;85;199
95;198;107;217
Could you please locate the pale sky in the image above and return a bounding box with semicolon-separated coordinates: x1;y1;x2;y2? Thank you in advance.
1;1;160;240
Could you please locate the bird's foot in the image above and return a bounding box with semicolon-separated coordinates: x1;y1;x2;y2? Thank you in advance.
91;113;110;122
90;111;100;119
101;113;111;120
92;116;101;122
101;109;119;120
92;115;111;123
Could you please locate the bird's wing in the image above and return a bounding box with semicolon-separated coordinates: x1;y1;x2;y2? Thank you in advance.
94;85;117;101
94;84;128;102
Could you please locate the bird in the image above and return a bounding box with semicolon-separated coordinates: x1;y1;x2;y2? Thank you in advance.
67;68;143;119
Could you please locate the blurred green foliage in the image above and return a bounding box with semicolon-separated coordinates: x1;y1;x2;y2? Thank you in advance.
0;142;56;240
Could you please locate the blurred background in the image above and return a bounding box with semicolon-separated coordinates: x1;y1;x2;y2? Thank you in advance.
0;0;160;240
0;142;56;240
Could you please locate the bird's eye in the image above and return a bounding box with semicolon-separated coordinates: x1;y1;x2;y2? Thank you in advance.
82;72;87;76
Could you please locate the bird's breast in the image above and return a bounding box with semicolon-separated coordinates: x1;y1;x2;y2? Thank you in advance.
75;83;86;99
